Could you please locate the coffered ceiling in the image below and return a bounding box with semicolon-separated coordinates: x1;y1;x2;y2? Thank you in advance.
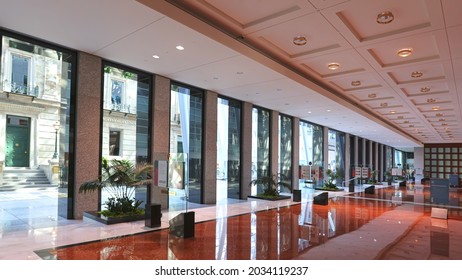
1;0;461;151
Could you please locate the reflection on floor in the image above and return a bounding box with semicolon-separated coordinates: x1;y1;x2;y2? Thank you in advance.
1;184;462;260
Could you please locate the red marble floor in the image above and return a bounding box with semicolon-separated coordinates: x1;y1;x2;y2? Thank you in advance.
36;185;462;260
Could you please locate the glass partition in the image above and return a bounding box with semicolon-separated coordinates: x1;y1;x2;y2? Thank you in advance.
0;33;76;218
217;97;241;201
169;83;203;208
251;107;270;195
299;121;323;187
100;62;151;211
278;114;292;193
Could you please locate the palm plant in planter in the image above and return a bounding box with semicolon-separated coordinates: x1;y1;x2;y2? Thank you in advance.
79;158;153;218
318;169;341;191
248;173;292;200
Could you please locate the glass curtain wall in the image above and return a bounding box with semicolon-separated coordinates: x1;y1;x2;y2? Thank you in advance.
385;146;393;174
169;83;203;207
251;107;270;195
100;62;151;210
0;32;76;218
299;121;323;187
216;97;241;201
327;129;345;185
278;114;292;193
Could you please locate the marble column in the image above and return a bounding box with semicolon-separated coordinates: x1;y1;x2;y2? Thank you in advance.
292;117;300;190
73;52;102;219
240;102;253;199
203;90;218;204
270;110;279;176
150;75;170;209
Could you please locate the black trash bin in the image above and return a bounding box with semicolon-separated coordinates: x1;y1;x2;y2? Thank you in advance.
145;203;162;228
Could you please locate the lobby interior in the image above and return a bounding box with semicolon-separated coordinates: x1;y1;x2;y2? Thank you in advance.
1;0;462;260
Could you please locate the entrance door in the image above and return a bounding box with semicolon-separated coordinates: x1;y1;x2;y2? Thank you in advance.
5;115;30;167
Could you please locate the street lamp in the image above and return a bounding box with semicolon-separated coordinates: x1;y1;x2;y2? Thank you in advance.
52;121;60;159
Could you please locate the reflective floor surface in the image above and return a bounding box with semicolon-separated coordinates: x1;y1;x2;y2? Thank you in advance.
1;184;462;260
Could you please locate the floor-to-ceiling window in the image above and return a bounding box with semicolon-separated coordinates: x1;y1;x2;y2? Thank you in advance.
0;31;76;218
278;114;292;193
216;97;241;201
100;62;151;210
169;83;203;207
386;146;393;174
299;121;323;187
327;129;345;186
251;106;270;195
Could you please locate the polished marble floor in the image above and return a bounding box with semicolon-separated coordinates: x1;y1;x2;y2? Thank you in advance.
1;183;461;260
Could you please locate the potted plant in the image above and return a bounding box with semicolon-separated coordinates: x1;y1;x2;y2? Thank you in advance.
79;158;153;223
317;169;341;191
248;173;292;200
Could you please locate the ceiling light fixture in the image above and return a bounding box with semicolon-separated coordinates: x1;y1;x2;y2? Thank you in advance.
397;116;404;119
377;11;394;24
432;106;440;111
390;110;396;114
351;80;361;86
420;87;430;93
397;48;413;57
293;36;307;46
427;98;436;103
368;93;377;98
411;71;423;78
152;55;160;59
176;45;185;50
404;121;409;124
327;63;340;70
436;113;443;117
380;102;388;107
439;118;446;122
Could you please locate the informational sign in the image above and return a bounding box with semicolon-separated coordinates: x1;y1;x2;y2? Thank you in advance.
391;168;402;176
299;165;310;180
154;160;168;188
361;167;369;178
354;167;361;177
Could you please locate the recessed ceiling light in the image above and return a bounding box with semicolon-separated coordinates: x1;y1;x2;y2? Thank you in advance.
176;45;185;50
293;36;307;46
420;87;430;93
327;109;331;112
377;11;394;24
409;125;414;127
152;55;160;59
442;123;448;126
390;110;396;114
308;111;312;114
404;120;409;124
236;71;244;75
368;93;377;98
427;98;436;103
351;80;361;86
397;48;413;58
380;102;388;107
411;71;423;78
327;63;340;70
439;118;446;122
432;106;440;111
397;116;404;119
436;113;443;117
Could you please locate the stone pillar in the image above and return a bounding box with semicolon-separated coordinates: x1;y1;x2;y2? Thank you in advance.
72;52;102;219
150;75;171;209
292;117;300;190
240;102;253;199
203;90;218;204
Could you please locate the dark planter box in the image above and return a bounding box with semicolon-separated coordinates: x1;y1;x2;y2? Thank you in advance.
145;203;162;228
292;189;301;202
83;211;145;225
313;192;329;205
169;211;195;238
